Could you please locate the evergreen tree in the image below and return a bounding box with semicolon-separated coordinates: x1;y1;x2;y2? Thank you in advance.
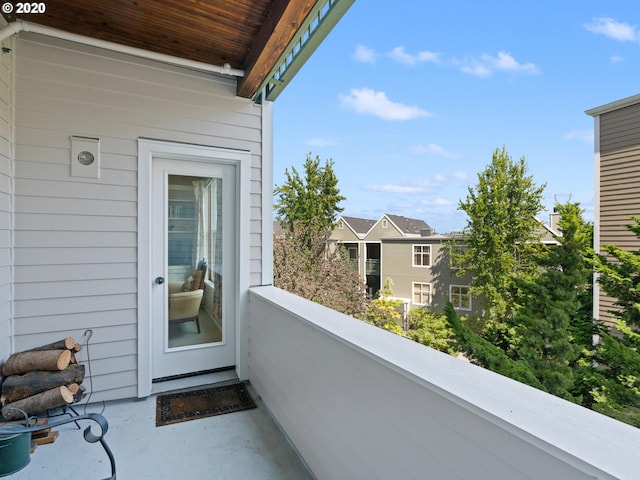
591;218;640;426
444;303;545;390
456;147;546;321
509;201;593;401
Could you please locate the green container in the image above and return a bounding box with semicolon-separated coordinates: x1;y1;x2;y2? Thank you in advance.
0;409;31;476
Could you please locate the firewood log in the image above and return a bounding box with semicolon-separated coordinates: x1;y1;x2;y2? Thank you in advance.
73;385;87;404
28;338;75;351
1;386;74;419
1;350;71;377
1;364;85;404
66;383;79;395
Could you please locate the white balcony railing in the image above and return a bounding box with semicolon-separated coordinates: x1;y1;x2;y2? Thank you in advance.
248;285;640;480
365;258;380;275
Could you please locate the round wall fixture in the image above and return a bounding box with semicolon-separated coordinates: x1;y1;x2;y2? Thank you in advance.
77;150;95;165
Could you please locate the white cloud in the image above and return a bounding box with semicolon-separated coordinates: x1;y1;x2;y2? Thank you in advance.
339;88;430;121
421;198;455;206
412;144;459;158
461;63;492;77
306;137;336;147
459;51;540;77
353;44;377;64
585;17;639;42
611;55;624;64
364;175;444;194
433;173;446;183
453;171;470;182
364;184;430;194
388;46;441;66
563;129;594;143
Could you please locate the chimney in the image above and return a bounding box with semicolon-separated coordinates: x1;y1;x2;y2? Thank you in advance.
549;209;560;232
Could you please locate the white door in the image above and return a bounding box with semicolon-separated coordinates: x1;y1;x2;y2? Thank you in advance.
151;157;236;380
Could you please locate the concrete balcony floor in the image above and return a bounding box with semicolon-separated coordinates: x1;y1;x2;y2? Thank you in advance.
9;381;312;480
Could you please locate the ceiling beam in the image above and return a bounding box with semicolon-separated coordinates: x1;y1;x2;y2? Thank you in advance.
236;0;316;99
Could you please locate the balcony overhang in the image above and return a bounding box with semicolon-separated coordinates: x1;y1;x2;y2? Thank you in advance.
249;0;355;103
1;0;355;103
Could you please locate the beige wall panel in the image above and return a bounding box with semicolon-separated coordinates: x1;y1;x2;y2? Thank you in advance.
381;240;480;315
366;220;402;240
331;226;361;242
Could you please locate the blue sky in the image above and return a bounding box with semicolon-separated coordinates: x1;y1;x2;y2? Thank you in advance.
273;1;640;233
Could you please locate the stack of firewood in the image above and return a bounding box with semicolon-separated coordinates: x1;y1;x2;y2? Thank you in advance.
0;337;86;421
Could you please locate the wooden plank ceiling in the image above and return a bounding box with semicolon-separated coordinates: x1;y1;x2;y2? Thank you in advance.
1;0;320;99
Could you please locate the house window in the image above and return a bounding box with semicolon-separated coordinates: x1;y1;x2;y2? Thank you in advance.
382;219;388;228
413;282;432;306
413;245;431;267
338;221;344;229
450;285;472;311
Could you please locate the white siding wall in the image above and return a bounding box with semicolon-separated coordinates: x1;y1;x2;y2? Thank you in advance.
12;33;263;401
0;37;11;363
249;286;639;480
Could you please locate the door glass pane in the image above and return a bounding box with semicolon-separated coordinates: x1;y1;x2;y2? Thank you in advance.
167;175;223;349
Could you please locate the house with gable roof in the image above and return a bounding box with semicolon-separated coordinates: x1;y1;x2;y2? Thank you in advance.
330;213;432;296
330;212;561;317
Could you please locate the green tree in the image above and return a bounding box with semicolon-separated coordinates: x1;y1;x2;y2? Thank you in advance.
358;278;404;335
444;303;545;390
274;153;345;235
456;146;546;321
591;218;640;426
273;154;364;316
406;308;456;355
509;201;593;401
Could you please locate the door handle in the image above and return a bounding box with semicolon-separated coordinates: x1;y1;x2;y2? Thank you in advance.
154;277;165;285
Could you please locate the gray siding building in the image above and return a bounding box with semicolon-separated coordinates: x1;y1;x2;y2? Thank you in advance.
587;94;640;325
331;213;560;318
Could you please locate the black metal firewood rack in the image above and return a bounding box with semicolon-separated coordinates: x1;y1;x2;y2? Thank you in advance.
0;412;116;479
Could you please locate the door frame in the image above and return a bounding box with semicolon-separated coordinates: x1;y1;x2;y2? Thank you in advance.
137;138;251;398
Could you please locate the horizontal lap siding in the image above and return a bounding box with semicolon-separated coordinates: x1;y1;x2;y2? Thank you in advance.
598;103;640;324
13;33;262;401
0;38;12;362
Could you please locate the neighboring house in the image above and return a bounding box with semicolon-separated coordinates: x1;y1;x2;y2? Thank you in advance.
0;1;353;402
380;232;480;316
329;214;431;296
330;213;560;317
586;93;640;326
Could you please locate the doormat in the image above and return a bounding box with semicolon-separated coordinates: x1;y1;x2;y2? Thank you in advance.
156;383;257;427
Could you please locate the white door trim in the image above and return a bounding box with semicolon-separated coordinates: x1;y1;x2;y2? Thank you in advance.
137;138;251;398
